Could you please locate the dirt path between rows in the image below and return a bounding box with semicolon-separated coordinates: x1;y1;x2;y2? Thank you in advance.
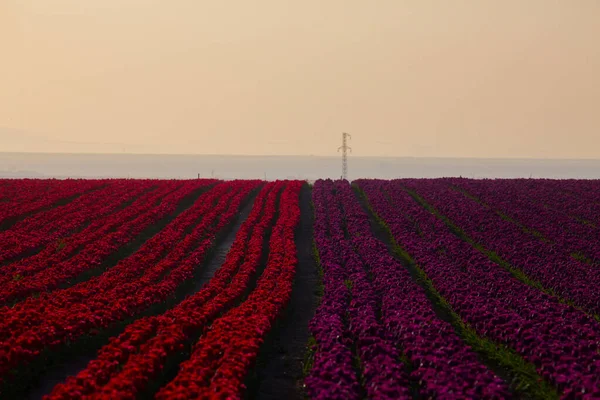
192;189;260;293
24;188;258;400
248;184;319;400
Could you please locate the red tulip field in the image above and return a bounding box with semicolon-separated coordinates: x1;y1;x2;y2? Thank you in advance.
1;178;599;399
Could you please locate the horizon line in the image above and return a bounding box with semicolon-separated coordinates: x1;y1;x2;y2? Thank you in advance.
1;150;600;162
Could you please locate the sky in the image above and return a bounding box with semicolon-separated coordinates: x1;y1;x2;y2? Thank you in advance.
1;1;599;158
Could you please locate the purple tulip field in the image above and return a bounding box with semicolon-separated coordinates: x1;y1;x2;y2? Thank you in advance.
305;178;600;399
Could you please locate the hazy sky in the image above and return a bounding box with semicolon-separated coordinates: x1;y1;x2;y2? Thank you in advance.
1;1;599;158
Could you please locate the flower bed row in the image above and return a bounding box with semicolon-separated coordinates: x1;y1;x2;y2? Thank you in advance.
0;179;107;228
0;181;260;380
540;179;600;222
0;182;243;337
401;178;600;317
0;180;210;304
305;181;361;400
502;179;600;225
46;181;284;399
0;179;57;205
451;178;600;263
156;180;302;399
358;179;600;398
306;180;509;399
0;180;157;269
0;180;186;288
0;180;137;264
306;179;409;400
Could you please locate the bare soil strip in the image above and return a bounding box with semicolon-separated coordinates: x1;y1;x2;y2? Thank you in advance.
140;185;277;398
248;184;320;400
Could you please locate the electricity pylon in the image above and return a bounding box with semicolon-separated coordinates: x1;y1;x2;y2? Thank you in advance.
337;132;352;180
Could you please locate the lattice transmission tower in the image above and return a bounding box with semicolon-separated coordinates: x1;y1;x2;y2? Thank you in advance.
337;132;352;180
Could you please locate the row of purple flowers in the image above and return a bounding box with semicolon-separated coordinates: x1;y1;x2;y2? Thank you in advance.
530;179;600;223
306;180;509;399
401;178;600;318
450;178;600;263
357;179;600;398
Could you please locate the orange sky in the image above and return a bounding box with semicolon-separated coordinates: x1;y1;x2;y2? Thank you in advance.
1;1;599;158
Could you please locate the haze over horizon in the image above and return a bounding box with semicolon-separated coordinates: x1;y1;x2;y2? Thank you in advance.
2;1;599;158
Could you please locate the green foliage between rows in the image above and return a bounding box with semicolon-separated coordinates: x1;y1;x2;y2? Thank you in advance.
353;183;560;400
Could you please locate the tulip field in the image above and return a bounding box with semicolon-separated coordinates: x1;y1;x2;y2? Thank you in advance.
1;177;600;399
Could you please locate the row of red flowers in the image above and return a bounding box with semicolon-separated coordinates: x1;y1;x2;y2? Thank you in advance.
0;181;259;381
157;180;302;399
0;180;184;288
0;179;156;276
0;180;211;304
45;181;286;399
0;181;235;339
0;179;59;206
0;179;111;263
0;179;107;229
